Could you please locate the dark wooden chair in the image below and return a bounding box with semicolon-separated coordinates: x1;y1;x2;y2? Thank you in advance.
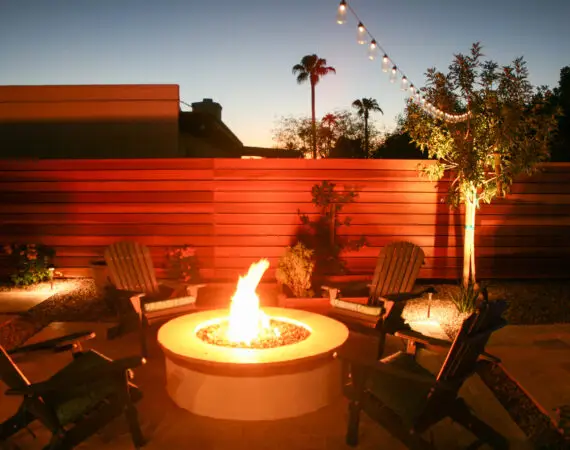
344;300;509;449
104;241;205;357
323;241;429;359
0;331;146;449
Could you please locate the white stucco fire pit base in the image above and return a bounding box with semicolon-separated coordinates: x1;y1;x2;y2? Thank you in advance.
157;307;349;421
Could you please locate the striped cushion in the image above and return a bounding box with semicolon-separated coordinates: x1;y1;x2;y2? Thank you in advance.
330;299;382;316
144;296;196;312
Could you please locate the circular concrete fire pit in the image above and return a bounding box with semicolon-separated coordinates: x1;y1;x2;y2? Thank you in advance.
157;307;349;421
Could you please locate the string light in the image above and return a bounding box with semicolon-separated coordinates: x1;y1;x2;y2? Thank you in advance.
356;22;367;44
368;39;378;60
381;54;390;73
335;0;471;123
390;66;397;83
336;0;347;24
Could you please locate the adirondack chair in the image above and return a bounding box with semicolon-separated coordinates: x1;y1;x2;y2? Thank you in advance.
323;241;428;359
104;241;205;357
0;331;145;449
344;300;508;449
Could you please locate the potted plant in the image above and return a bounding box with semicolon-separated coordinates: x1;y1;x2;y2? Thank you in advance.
296;180;366;291
275;242;329;311
3;243;56;287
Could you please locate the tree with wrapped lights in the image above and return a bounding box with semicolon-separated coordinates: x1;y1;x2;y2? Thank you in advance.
402;43;559;289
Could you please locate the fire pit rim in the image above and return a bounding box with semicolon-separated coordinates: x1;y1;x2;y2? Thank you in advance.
157;306;349;368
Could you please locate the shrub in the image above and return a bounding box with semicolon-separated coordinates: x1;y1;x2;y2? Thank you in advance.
450;281;479;313
166;245;200;283
276;243;315;298
297;180;365;276
3;243;56;286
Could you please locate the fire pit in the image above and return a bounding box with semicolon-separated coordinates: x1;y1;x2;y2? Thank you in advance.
158;260;349;421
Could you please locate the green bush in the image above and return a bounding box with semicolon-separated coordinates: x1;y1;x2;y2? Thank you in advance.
276;243;315;298
297;180;365;276
450;281;479;313
165;245;200;283
3;243;56;286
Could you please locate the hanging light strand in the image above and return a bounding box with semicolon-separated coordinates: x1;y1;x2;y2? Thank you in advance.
336;0;471;123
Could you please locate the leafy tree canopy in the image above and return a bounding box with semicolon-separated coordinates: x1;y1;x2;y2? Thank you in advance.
272;109;381;158
403;42;560;207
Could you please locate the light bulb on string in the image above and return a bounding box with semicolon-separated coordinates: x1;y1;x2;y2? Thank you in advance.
381;54;390;72
368;39;378;60
336;0;347;24
409;84;416;95
414;92;421;103
357;22;367;44
390;66;397;83
400;76;409;91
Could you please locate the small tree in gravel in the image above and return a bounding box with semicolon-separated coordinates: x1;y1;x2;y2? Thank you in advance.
403;43;559;289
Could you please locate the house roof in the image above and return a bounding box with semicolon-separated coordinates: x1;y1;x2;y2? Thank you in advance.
179;111;242;153
241;146;303;158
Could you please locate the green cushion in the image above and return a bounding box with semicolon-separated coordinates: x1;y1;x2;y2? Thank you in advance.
367;351;435;424
44;351;120;426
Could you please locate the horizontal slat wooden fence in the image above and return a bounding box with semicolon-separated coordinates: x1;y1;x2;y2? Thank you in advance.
1;158;569;280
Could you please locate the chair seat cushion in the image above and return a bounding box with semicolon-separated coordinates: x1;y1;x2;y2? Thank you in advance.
366;351;435;424
331;299;382;316
143;295;196;312
45;351;121;425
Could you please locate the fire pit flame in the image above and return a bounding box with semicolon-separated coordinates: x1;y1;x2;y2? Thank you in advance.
226;259;276;345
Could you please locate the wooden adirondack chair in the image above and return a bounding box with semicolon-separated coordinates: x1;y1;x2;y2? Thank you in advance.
104;241;205;357
344;300;509;449
323;241;428;359
0;331;145;449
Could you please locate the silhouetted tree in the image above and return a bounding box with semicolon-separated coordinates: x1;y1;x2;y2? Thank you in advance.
550;66;570;161
352;98;383;156
292;55;336;159
329;136;365;158
372;130;425;159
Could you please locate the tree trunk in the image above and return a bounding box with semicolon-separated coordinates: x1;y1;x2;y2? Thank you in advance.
364;112;369;156
462;189;477;288
329;205;336;247
311;82;317;159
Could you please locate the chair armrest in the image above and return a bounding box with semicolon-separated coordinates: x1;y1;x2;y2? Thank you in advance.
341;355;437;386
480;351;501;364
321;285;339;301
109;287;145;298
8;331;96;356
184;283;206;297
5;355;146;396
395;330;501;363
394;329;451;353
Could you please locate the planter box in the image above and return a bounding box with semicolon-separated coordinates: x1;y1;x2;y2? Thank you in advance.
90;260;111;297
279;296;330;314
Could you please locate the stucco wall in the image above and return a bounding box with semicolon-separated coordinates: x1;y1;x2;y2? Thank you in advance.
0;85;181;158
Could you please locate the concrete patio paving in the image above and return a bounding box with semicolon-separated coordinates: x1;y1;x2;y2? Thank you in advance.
4;319;561;450
0;281;76;314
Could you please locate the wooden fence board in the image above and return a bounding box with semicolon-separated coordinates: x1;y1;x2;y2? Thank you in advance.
1;158;569;281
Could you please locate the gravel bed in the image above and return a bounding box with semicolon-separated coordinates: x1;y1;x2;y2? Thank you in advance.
0;278;112;350
406;280;570;338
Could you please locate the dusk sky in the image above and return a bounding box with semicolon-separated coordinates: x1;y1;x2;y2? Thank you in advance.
1;0;569;147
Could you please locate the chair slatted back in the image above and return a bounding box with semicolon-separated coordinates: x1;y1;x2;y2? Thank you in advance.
369;241;424;305
437;301;507;384
104;241;160;295
0;347;31;390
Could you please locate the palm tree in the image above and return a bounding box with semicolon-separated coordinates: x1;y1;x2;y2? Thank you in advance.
352;98;383;156
293;55;336;159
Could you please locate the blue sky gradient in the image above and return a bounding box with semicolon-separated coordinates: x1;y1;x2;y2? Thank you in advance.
1;0;568;147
